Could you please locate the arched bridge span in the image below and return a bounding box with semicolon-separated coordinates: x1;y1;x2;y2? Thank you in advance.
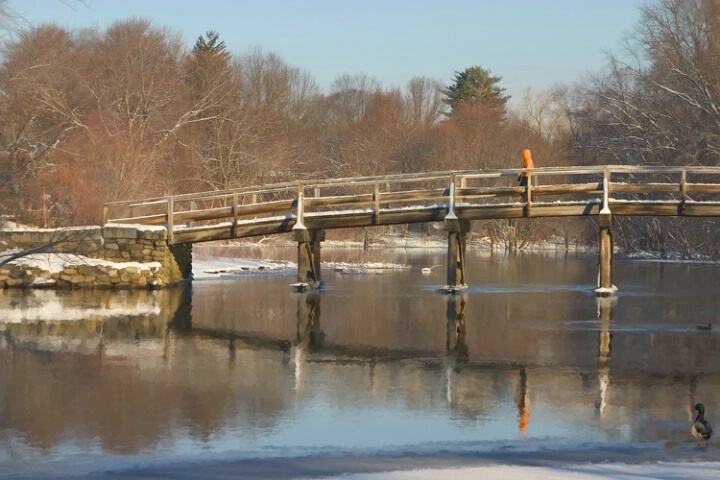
103;165;720;293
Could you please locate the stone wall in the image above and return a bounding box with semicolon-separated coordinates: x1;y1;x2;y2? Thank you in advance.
0;224;188;289
0;226;103;254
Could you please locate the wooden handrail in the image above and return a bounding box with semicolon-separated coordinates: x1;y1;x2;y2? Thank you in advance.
102;165;720;244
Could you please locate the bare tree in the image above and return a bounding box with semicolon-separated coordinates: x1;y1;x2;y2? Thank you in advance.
0;24;85;225
0;0;87;39
572;0;720;166
404;76;445;127
568;0;720;258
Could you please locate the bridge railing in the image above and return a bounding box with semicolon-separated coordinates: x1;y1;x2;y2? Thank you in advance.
102;165;720;243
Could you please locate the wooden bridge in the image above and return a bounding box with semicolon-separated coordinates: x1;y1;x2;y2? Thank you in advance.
103;165;720;294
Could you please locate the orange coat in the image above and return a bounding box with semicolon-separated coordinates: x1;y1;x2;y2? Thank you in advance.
521;149;535;176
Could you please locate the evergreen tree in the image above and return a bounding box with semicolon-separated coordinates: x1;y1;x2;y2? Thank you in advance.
442;66;509;112
193;30;227;57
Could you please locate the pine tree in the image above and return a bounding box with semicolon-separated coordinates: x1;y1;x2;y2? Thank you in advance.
442;66;509;112
193;30;227;57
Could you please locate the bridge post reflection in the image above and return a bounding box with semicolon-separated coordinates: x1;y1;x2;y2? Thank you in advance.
296;289;323;350
597;295;616;421
444;293;468;405
445;293;468;368
293;289;323;392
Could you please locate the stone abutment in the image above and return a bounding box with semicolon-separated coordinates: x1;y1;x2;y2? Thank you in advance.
0;224;190;289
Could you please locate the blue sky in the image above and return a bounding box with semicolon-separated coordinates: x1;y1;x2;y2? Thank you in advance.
18;0;647;101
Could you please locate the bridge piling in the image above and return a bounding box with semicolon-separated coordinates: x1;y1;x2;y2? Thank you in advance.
293;229;324;290
441;180;469;293
596;175;617;297
443;219;470;293
291;187;323;290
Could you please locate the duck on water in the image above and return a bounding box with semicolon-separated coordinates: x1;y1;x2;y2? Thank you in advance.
692;403;713;446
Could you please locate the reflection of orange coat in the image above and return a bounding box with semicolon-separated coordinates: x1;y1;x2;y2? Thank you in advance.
521;149;535;177
519;404;531;436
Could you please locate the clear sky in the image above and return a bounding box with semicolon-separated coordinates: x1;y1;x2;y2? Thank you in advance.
17;0;648;101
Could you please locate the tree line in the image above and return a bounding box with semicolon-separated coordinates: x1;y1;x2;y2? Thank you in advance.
1;0;719;258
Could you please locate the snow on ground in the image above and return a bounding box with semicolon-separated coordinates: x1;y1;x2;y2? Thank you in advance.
191;256;413;279
191;257;295;280
0;251;162;273
298;462;720;480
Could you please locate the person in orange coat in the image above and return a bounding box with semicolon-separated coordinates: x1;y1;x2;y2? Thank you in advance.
518;149;535;187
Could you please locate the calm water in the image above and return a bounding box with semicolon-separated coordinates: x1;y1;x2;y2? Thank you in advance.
2;248;720;477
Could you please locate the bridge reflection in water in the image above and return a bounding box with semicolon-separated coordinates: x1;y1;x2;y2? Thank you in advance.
1;260;720;463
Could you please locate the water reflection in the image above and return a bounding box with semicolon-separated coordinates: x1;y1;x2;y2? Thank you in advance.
2;252;720;475
516;366;531;436
296;290;323;351
597;296;615;421
445;293;468;370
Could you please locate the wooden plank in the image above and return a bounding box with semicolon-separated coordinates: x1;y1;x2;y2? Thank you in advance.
528;202;602;217
173;206;234;223
304;214;376;230
107;213;167;225
167;198;174;244
685;183;720;194
456;204;526;220
609;182;680;193
173;222;293;243
457;186;524;197
378;188;447;203
232;193;239;236
532;183;603;195
456;202;603;219
227;199;296;217
682;203;720;216
457;183;601;200
304;193;373;207
610;202;681;216
170;199;299;225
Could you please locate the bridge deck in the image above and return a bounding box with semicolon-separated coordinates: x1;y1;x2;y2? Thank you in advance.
103;166;720;244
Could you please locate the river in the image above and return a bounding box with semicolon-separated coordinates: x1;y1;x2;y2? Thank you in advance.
2;246;720;478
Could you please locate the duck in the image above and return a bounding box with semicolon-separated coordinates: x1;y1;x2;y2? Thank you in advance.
692;403;713;445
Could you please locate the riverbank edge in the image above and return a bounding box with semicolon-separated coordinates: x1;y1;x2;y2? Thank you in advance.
51;444;720;480
2;231;714;291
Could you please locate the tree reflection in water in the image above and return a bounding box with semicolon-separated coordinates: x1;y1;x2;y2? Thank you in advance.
2;253;720;470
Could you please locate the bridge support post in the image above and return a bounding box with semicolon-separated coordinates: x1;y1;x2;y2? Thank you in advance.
443;219;470;293
598;221;613;289
595;174;617;297
293;229;324;291
291;186;323;291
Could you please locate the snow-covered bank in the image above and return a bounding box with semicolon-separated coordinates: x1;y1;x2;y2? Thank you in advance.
300;462;720;480
0;251;167;289
50;447;720;480
191;257;296;279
